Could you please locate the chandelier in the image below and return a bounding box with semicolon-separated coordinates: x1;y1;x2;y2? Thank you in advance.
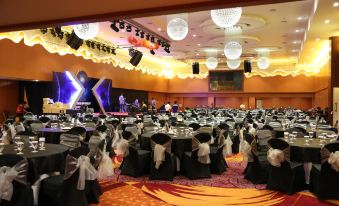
73;23;99;40
206;57;218;69
224;41;242;60
167;18;188;41
257;57;270;69
227;58;241;69
211;8;242;28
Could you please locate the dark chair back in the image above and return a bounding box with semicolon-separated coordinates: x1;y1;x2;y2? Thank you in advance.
263;125;274;130
189;123;201;131
69;127;86;135
39;116;50;123
268;138;289;150
150;133;171;145
96;125;107;133
194;132;211;143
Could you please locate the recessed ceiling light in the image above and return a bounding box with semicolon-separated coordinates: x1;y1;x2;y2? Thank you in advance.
121;29;125;32
157;28;161;31
297;16;303;20
324;19;330;24
316;38;320;41
333;2;339;7
293;41;298;44
193;34;197;37
295;29;300;33
291;49;298;52
196;53;199;56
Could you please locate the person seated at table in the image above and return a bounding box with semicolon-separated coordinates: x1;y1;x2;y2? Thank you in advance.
172;101;179;113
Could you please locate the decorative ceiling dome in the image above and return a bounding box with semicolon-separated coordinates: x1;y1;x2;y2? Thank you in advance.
224;41;242;60
167;18;188;41
227;58;241;69
211;8;242;28
206;57;218;69
73;23;99;40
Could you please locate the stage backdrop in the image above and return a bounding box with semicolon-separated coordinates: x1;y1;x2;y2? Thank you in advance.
79;77;100;112
111;88;148;112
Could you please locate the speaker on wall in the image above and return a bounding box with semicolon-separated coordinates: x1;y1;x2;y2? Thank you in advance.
192;62;200;74
130;50;143;66
244;60;252;73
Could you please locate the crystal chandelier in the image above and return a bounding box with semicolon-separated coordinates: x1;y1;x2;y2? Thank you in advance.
224;41;242;60
206;57;218;69
167;18;188;41
211;8;242;28
227;58;241;69
257;57;270;69
73;23;99;40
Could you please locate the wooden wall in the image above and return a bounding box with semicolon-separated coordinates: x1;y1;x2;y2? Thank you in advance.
0;80;19;122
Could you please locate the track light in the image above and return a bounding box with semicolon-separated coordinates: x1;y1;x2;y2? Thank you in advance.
54;26;64;40
130;50;143;66
85;41;91;47
140;31;145;38
119;21;125;29
66;30;83;50
40;28;48;34
90;42;95;49
50;29;56;37
150;36;155;43
96;44;101;51
150;50;155;55
135;29;140;36
157;39;162;45
102;46;106;52
110;21;119;32
126;25;132;32
111;48;116;55
146;33;150;41
164;45;170;53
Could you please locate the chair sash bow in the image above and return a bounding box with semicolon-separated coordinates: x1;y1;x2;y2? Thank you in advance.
267;148;286;167
151;139;172;169
64;155;98;190
192;137;211;164
321;148;339;172
116;138;130;157
0;159;28;201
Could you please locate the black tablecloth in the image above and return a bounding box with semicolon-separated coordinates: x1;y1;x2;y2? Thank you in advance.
2;144;69;183
38;127;95;144
283;138;337;164
140;132;193;158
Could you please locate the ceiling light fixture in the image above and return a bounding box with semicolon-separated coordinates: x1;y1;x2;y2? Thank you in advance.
316;38;320;41
110;21;119;32
119;22;125;29
167;17;189;41
72;23;99;40
333;2;339;7
126;25;132;32
227;58;241;69
193;34;197;37
224;41;242;60
150;50;155;55
297;16;303;20
324;19;330;24
211;7;242;28
257;57;270;69
206;57;218;69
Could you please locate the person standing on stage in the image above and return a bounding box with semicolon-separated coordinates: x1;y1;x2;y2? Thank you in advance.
172;101;179;113
134;99;140;108
119;94;125;112
165;101;171;115
151;97;156;112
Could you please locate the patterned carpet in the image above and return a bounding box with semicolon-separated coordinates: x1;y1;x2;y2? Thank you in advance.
90;154;339;206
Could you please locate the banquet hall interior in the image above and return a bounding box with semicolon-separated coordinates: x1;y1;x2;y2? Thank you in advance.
0;0;339;205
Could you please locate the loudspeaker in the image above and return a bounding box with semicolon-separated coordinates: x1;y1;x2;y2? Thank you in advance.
192;62;200;74
244;60;252;73
130;50;143;66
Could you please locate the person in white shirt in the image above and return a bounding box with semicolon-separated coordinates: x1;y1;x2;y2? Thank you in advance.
165;102;171;114
119;94;125;112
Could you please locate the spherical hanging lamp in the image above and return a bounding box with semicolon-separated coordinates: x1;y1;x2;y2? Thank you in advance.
211;8;242;28
224;41;242;60
206;57;218;69
73;23;99;40
227;58;241;69
167;18;188;41
257;57;270;69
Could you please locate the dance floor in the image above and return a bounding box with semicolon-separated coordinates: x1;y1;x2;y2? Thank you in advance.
92;154;339;206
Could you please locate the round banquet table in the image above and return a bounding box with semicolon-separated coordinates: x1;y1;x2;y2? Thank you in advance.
2;143;69;183
38;127;95;144
283;138;338;164
140;131;193;158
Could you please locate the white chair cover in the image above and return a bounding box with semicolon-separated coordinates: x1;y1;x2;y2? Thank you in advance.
328;151;339;172
64;155;98;190
125;126;138;140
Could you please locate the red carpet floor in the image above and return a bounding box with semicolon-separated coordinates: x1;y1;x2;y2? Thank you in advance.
91;154;339;206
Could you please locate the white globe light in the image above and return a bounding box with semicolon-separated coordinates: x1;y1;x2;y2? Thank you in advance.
206;57;218;69
211;8;242;28
227;58;241;69
257;57;270;69
167;18;188;41
224;41;242;60
73;23;99;40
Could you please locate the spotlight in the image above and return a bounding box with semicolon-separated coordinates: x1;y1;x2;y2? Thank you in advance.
110;21;119;32
119;21;125;29
40;28;48;34
129;48;136;57
140;31;145;38
126;25;132;32
164;45;170;53
135;29;140;36
54;26;64;39
85;41;91;47
66;30;83;50
161;41;166;47
146;33;150;41
96;44;101;50
102;46;106;52
157;39;162;45
90;42;95;49
111;48;116;55
50;29;56;37
150;36;155;43
150;50;155;55
130;50;143;66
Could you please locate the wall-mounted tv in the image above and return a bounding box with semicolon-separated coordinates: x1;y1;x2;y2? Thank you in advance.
209;70;243;91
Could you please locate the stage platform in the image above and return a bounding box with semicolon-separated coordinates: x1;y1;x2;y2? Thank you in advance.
94;112;143;117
